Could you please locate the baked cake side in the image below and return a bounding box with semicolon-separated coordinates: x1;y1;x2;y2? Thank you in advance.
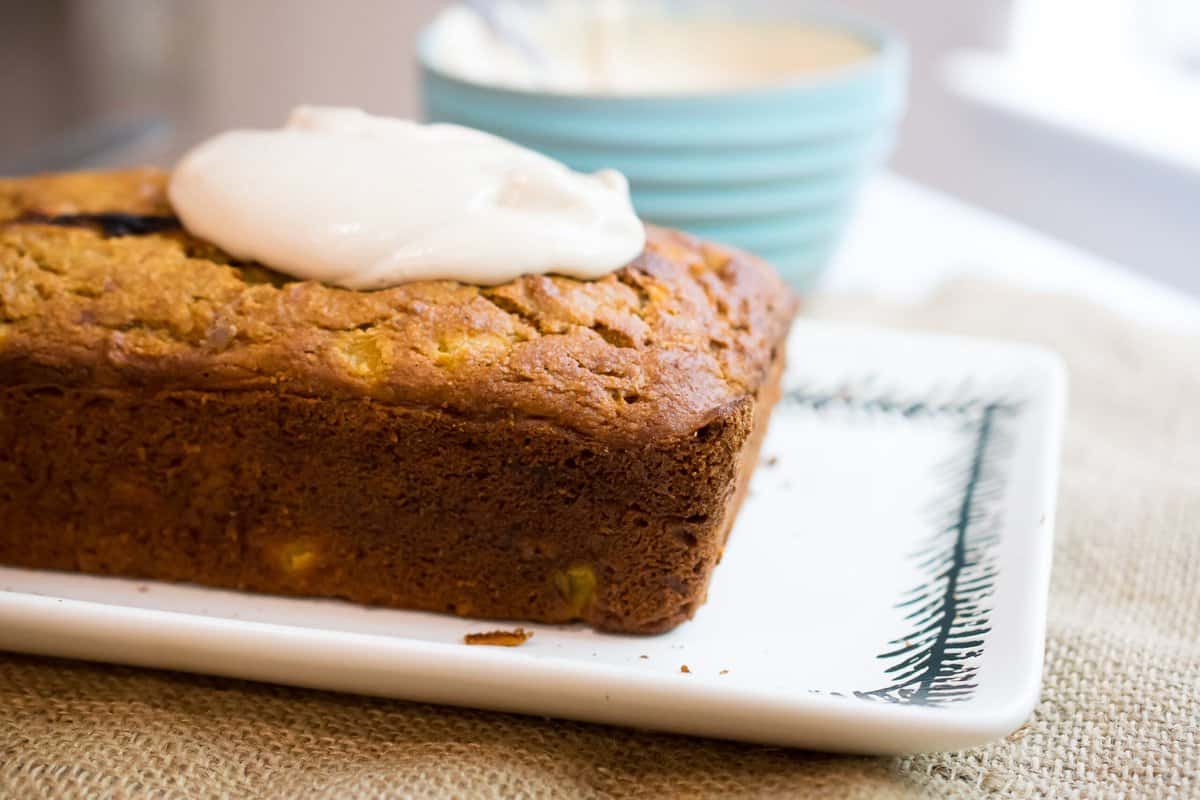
0;169;797;633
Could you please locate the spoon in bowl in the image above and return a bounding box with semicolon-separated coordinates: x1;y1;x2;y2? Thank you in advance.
461;0;549;73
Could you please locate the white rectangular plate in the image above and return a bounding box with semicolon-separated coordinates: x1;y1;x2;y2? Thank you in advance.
0;321;1066;754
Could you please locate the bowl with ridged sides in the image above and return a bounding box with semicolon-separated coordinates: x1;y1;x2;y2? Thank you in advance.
418;2;907;290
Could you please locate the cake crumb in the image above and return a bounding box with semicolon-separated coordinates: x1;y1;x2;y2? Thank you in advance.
136;585;149;594
1007;724;1031;742
464;628;532;647
764;455;780;468
680;665;691;674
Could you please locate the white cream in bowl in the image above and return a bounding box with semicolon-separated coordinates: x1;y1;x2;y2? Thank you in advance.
425;0;875;95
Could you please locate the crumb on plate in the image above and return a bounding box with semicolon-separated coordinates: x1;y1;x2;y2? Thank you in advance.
464;628;532;647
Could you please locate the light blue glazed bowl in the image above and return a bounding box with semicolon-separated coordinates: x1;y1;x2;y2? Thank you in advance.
419;4;907;289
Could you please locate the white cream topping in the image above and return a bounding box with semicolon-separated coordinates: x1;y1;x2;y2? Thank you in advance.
168;107;645;289
426;1;875;95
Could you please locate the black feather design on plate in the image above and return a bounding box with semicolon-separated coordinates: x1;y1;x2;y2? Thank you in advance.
781;379;1021;706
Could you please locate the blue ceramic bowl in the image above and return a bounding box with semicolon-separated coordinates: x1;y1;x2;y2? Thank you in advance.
419;5;907;289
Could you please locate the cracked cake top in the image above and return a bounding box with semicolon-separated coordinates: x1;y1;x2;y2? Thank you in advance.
0;169;797;445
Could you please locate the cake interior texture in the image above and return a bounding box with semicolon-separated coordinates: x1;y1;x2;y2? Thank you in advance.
0;169;796;633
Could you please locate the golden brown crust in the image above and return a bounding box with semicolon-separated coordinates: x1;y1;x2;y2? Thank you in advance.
0;169;797;445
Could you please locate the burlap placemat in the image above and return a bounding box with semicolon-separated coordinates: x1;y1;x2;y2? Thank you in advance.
2;280;1197;798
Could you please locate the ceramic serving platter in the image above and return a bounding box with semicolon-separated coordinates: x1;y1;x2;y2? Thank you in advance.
0;321;1066;754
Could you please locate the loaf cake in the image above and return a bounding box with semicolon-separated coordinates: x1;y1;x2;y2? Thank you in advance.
0;168;796;633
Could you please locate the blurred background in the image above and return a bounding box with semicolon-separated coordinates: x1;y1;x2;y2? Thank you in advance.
2;0;1197;295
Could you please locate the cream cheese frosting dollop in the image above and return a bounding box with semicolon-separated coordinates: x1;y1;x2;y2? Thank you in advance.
169;106;645;289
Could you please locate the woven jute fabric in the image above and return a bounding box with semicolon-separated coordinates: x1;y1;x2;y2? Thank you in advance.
1;281;1197;798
